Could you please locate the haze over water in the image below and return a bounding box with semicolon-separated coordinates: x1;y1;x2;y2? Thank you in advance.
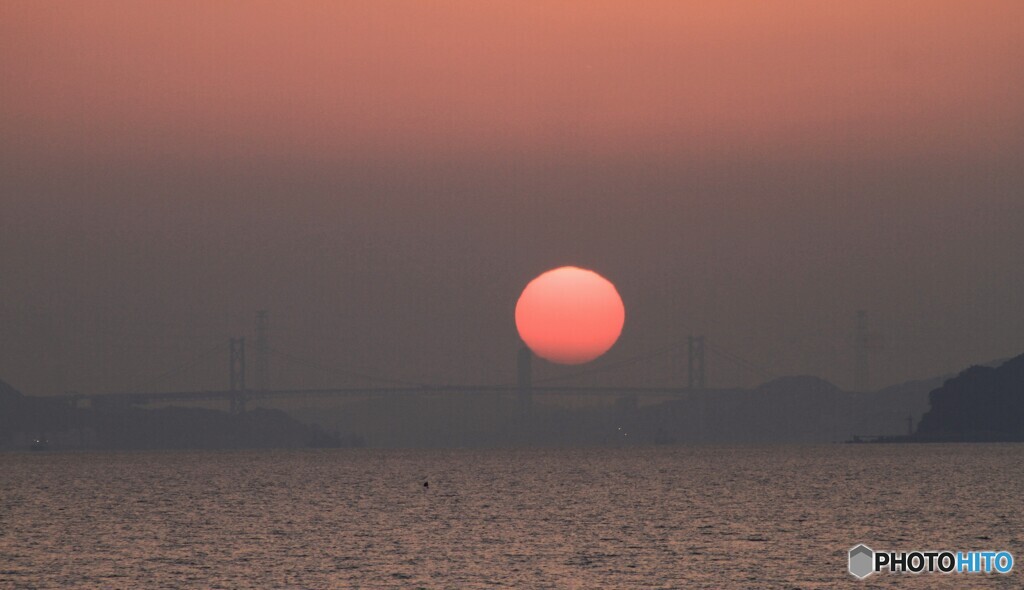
3;445;1022;588
3;1;1023;397
2;2;1023;587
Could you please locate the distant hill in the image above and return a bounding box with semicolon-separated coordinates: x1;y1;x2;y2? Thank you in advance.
0;378;23;400
0;377;360;450
0;379;77;447
624;375;925;444
294;373;965;446
5;354;1019;448
916;353;1024;441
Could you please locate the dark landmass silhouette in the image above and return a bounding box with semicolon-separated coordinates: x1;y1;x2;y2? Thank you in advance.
0;379;362;450
913;353;1024;442
0;378;76;447
617;375;925;445
292;374;933;447
3;353;1020;449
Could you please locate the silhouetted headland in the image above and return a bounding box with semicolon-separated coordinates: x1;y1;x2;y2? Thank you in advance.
848;352;1024;443
0;379;363;451
6;353;1023;449
913;352;1024;442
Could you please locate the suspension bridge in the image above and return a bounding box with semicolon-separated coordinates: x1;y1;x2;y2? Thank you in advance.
60;312;776;415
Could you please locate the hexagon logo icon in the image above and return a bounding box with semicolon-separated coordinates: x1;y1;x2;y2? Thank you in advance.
849;544;874;579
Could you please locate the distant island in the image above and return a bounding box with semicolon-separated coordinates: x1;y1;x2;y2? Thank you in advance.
846;352;1024;443
912;352;1024;442
0;379;362;451
3;352;1022;450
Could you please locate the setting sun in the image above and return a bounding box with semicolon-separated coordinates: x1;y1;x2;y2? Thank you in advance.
515;266;625;365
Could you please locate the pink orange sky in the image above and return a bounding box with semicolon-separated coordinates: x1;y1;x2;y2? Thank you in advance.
1;2;1023;396
2;1;1022;163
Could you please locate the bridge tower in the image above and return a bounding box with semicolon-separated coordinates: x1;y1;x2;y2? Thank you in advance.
688;335;706;389
517;346;533;418
229;337;247;414
255;310;269;391
854;310;869;392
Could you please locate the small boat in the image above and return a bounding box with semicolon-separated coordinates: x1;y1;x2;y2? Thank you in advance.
29;438;50;451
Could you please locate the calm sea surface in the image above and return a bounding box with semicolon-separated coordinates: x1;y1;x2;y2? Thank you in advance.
2;445;1022;588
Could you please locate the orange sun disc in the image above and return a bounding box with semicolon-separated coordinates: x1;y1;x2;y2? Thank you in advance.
515;266;625;365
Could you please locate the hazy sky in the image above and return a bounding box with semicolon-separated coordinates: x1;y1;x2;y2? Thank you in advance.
2;1;1023;395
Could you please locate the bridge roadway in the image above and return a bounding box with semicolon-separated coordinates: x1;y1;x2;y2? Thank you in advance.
66;385;709;406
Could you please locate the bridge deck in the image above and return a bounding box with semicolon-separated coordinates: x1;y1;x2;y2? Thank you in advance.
64;385;720;405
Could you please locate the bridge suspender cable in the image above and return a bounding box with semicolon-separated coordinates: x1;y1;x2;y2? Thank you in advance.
267;347;432;388
122;335;775;395
704;341;774;381
530;340;687;384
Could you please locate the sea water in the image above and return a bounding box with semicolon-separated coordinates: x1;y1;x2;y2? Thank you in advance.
2;445;1022;588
